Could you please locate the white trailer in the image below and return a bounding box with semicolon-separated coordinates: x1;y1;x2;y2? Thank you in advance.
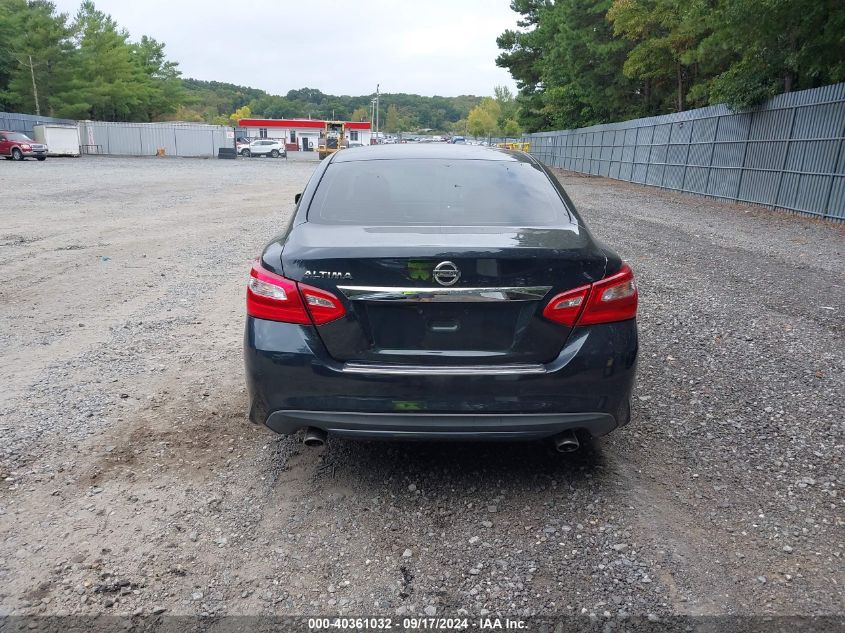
32;124;80;157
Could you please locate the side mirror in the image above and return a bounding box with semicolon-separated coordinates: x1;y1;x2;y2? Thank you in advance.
294;193;302;204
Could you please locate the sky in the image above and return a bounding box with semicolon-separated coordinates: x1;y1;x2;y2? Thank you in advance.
49;0;520;98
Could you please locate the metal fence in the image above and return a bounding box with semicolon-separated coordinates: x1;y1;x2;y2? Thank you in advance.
77;121;231;157
524;83;845;220
0;112;75;135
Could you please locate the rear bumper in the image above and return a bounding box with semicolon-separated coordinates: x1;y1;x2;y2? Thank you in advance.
244;317;637;440
265;410;616;440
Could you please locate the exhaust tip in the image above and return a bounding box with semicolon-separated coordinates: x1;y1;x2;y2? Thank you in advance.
553;430;580;453
303;427;327;447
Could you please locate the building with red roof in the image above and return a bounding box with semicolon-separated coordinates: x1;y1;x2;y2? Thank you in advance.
237;118;372;152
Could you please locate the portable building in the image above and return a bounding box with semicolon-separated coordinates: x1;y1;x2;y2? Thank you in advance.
32;124;80;157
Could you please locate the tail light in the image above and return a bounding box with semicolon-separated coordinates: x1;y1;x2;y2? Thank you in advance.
299;285;346;324
246;260;346;325
543;262;637;327
541;285;589;327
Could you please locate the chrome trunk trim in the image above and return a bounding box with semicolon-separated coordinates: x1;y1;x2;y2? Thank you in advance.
337;285;551;303
341;362;547;376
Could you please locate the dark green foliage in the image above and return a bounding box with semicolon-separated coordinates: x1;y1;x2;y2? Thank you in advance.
0;0;74;116
0;0;182;120
497;0;845;132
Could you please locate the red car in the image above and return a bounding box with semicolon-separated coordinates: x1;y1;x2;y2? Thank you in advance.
0;130;48;161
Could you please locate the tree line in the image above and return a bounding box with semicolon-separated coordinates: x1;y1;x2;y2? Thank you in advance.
185;81;486;134
0;0;492;133
496;0;845;132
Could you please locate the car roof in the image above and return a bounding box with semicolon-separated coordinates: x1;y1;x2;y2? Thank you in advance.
331;143;532;163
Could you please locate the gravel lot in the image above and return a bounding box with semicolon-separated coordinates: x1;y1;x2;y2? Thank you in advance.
0;156;842;622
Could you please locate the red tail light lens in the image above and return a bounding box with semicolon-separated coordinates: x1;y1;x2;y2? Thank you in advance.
578;262;637;325
300;285;346;324
543;262;637;327
247;261;310;323
542;284;590;326
246;260;346;325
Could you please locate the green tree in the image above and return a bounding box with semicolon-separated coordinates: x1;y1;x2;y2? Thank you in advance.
448;118;468;135
501;118;522;137
608;0;712;112
497;0;845;130
493;85;522;135
498;0;645;131
384;103;413;132
131;35;183;119
50;2;151;119
0;0;73;115
350;105;369;121
467;98;501;137
694;0;845;108
228;104;251;127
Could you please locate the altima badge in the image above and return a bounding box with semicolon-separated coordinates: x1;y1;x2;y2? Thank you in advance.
304;270;352;280
433;261;460;286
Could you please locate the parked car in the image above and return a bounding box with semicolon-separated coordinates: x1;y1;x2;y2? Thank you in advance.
451;136;467;144
244;144;638;452
0;130;48;161
241;139;286;158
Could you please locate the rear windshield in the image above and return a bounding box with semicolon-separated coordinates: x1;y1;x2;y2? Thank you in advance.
307;159;569;226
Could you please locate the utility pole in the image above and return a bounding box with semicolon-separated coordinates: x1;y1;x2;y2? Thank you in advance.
28;55;40;116
375;83;380;143
370;99;375;144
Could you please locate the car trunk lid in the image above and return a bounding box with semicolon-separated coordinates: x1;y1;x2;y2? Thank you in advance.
280;224;607;366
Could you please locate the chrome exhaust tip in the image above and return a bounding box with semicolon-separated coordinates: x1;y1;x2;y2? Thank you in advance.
303;427;327;447
553;430;580;453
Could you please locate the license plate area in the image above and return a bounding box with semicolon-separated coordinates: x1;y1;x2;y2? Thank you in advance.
363;303;527;353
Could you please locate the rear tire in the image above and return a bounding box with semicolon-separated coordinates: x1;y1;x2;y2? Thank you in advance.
270;149;279;158
11;148;23;161
36;156;46;161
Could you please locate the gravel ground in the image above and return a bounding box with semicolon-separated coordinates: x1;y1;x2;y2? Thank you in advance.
0;156;842;623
